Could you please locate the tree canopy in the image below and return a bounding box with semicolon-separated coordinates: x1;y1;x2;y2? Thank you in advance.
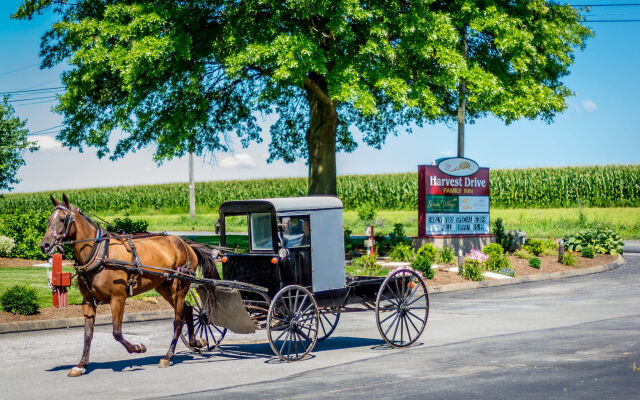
15;0;591;194
0;97;37;191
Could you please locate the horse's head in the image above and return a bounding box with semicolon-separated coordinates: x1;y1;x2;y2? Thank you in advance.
40;194;76;256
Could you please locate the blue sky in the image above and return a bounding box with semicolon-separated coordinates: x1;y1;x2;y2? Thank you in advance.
1;1;639;194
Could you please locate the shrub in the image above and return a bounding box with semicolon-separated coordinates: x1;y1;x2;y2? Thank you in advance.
486;253;511;272
111;216;149;233
344;228;353;253
462;261;484;281
529;257;542;269
411;254;435;279
564;228;623;255
416;243;437;260
514;249;533;259
0;236;16;257
0;211;49;259
523;239;545;256
357;203;377;225
581;246;595;259
436;246;456;264
492;218;513;251
541;238;558;256
561;251;577;267
351;253;381;275
389;242;415;262
482;243;504;258
1;285;39;315
497;268;516;277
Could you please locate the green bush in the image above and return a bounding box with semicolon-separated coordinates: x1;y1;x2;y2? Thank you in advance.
486;253;511;272
351;253;382;275
523;239;545;256
561;251;577;267
1;284;39;315
0;211;49;259
492;218;513;251
462;261;484;281
111;216;149;233
344;228;353;253
529;257;542;269
564;228;623;255
357;203;377;225
389;242;415;262
541;239;558;256
514;249;533;259
411;253;435;279
436;246;456;264
0;235;16;257
581;246;595;259
416;243;437;260
482;243;504;258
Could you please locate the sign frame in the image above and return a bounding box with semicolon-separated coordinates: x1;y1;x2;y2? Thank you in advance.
418;159;491;237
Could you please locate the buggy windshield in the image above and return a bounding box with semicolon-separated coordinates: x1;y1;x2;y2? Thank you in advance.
250;213;273;251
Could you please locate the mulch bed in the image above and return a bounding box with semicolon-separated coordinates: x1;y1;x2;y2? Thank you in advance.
0;253;619;324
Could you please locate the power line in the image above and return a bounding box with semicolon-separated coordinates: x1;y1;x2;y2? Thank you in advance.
12;99;58;106
8;95;58;103
27;125;63;135
583;19;640;21
0;87;63;95
0;63;39;78
571;3;640;6
27;131;60;137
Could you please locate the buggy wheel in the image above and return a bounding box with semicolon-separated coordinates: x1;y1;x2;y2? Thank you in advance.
317;310;340;342
375;268;429;348
267;285;319;362
180;285;227;352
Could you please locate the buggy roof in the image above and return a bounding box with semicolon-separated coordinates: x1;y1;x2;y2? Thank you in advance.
220;196;343;214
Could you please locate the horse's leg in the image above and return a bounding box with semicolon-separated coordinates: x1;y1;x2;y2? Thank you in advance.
155;280;192;367
110;296;147;354
68;302;96;377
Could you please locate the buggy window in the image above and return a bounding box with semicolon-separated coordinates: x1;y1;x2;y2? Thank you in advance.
224;215;249;253
280;216;311;248
250;213;273;251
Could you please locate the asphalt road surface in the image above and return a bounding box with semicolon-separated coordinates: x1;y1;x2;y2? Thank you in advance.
1;256;639;399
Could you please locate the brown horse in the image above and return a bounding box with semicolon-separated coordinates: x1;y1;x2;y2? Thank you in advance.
39;194;219;377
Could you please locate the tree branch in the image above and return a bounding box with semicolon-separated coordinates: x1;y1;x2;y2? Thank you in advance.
304;76;332;107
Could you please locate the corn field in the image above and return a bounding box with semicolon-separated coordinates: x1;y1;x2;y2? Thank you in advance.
2;165;638;214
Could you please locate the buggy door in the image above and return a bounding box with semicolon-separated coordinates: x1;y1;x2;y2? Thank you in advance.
279;215;312;289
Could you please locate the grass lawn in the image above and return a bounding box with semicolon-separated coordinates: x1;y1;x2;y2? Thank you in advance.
104;207;640;239
0;267;159;309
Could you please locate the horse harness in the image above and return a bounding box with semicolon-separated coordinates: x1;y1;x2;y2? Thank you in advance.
52;206;196;305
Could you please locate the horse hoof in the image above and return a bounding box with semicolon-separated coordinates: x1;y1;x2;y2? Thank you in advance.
68;367;86;377
198;337;208;348
137;344;147;353
158;359;171;368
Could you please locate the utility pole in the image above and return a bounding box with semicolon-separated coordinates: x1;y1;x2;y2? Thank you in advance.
457;25;468;158
189;149;196;220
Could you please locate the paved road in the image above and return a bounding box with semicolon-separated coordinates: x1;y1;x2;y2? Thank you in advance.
1;256;639;399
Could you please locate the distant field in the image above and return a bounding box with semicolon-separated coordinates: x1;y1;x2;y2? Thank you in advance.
104;207;640;239
2;165;639;213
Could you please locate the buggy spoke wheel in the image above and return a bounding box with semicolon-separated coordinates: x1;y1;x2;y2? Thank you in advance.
317;310;340;342
375;269;429;348
180;285;227;352
267;285;319;362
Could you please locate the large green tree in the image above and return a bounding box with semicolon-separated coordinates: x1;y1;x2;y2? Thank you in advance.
431;0;592;156
0;97;37;191
15;1;590;195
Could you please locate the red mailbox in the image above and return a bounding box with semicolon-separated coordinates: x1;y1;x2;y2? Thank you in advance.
51;253;72;307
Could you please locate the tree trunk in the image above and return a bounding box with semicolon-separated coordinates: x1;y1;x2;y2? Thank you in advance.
305;73;338;195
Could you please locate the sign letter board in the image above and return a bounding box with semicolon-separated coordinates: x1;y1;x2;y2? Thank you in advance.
418;158;490;236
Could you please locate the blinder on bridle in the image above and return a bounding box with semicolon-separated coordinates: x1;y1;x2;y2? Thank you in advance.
47;205;75;255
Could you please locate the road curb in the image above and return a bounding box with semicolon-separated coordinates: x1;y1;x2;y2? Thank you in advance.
0;309;174;334
0;256;625;334
427;255;625;293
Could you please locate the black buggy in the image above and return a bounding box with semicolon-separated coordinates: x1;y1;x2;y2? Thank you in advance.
181;197;429;362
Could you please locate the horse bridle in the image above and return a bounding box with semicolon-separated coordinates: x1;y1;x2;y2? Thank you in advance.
48;205;76;255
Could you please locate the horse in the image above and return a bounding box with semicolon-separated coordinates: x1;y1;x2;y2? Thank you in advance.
39;194;220;377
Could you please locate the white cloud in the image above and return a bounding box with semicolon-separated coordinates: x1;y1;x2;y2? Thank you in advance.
582;100;598;113
218;153;257;169
30;135;62;151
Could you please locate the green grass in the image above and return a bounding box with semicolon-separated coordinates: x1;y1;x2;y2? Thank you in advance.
0;267;159;310
104;206;640;239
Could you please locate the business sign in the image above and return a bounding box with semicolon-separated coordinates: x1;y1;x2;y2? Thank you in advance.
418;158;490;236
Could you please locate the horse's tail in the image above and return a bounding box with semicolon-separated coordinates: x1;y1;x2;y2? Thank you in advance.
186;240;221;280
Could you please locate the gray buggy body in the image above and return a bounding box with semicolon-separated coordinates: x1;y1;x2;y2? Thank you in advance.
218;196;347;305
